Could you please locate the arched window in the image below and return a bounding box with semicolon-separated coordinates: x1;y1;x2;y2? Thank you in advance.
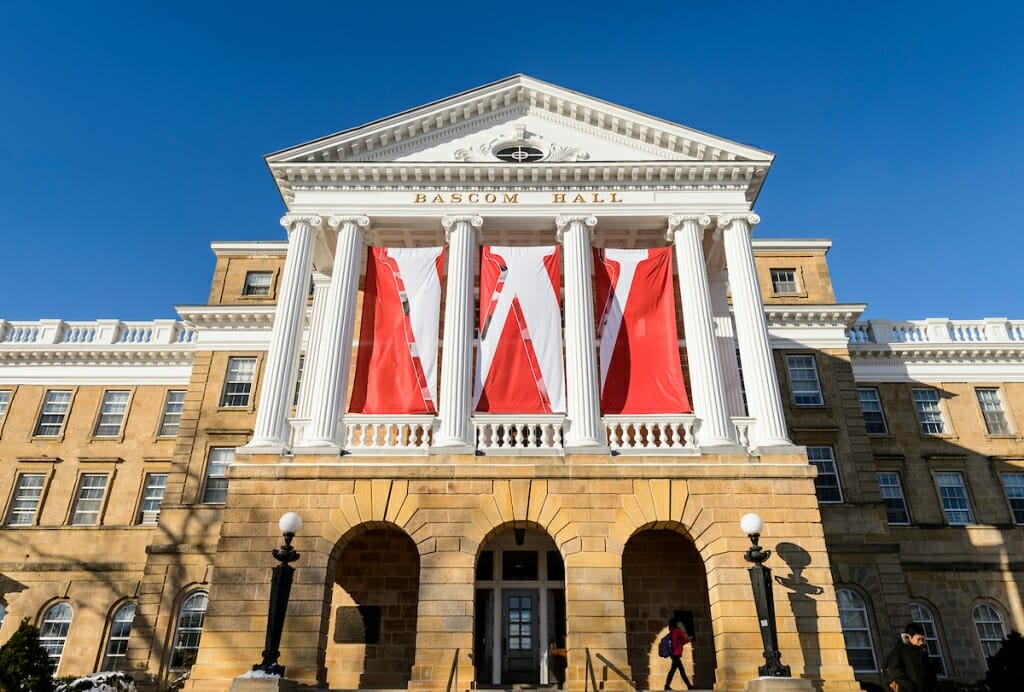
170;591;208;671
910;602;947;677
973;603;1007;659
0;604;6;632
39;602;73;672
101;602;137;671
836;589;877;671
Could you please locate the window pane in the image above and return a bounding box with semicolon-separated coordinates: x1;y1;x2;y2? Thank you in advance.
787;355;823;406
976;388;1011;435
0;390;11;420
770;268;798;293
910;603;947;677
877;472;910;525
35;390;71;436
139;473;168;524
973;604;1006;658
7;474;45;526
40;603;73;671
935;472;974;525
170;592;208;671
71;474;108;525
836;589;877;672
857;388;888;434
220;358;256;407
913;389;946;434
808;446;842;503
1002;473;1024;525
243;271;273;296
101;603;137;671
94;391;130;436
159;390;186;437
202;448;234;504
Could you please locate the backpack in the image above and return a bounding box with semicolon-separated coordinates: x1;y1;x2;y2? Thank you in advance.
658;632;673;658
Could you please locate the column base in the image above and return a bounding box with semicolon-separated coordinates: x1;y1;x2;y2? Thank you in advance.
564;443;611;455
745;677;814;692
290;443;343;456
428;443;475;455
227;674;298;692
240;440;289;455
698;443;750;456
751;443;806;457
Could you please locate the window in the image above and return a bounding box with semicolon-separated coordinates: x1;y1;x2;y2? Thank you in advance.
34;390;72;436
139;473;168;525
912;388;946;434
973;604;1007;659
495;145;544;162
857;388;888;434
808;446;842;503
770;268;799;294
170;591;208;671
786;355;823;406
242;271;273;296
837;589;876;672
0;390;11;421
0;604;6;631
40;602;73;671
158;390;186;437
71;474;108;525
877;472;910;525
94;390;130;437
976;388;1011;435
935;471;974;525
202;448;234;504
101;602;137;671
293;355;305;407
220;357;256;407
910;603;947;677
7;473;45;526
1001;473;1024;525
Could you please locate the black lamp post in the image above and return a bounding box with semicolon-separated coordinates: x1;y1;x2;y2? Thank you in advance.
740;513;791;678
254;512;302;676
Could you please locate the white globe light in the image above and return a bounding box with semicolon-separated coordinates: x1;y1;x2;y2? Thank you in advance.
740;513;764;536
279;512;303;534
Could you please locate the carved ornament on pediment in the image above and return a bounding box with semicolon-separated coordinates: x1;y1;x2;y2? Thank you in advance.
453;125;590;163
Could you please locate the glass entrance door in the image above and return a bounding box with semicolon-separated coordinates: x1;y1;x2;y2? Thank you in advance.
502;589;538;683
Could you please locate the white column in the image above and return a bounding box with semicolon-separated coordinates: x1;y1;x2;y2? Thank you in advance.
433;215;482;450
556;215;607;451
247;214;319;450
292;272;332;440
300;215;369;450
708;270;746;417
721;214;792;448
668;215;735;447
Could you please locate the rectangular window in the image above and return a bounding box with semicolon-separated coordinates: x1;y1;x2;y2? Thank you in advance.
786;355;823;406
808;446;842;503
770;268;799;294
220;358;256;407
976;388;1011;435
293;355;304;407
94;391;130;437
71;474;108;525
857;387;888;434
202;448;234;504
1001;473;1024;525
0;390;11;421
7;474;45;526
242;271;273;296
139;473;168;525
877;472;910;525
34;390;72;436
912;388;946;434
158;390;186;437
935;471;974;525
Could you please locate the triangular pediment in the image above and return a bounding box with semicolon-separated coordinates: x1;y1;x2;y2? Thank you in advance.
266;75;773;165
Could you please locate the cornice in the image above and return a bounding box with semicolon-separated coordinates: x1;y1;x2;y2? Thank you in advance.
176;306;277;330
752;239;833;253
0;346;195;367
848;343;1024;364
764;304;867;329
210;241;288;256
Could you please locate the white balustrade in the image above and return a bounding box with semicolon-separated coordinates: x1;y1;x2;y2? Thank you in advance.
0;319;195;345
342;415;434;455
604;415;696;454
731;417;756;450
473;415;564;454
849;319;1024;345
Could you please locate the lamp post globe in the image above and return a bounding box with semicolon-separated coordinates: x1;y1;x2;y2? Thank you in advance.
740;512;764;536
254;513;302;676
279;512;302;535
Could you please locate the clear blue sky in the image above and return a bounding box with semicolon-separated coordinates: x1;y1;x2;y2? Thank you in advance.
2;2;1021;322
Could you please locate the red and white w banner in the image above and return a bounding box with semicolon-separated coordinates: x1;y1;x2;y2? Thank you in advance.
349;247;445;414
595;247;692;414
474;246;566;413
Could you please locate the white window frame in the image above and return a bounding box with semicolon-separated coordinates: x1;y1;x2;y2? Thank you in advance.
976;388;1012;435
836;589;877;672
139;473;169;525
34;390;72;437
935;471;974;525
170;591;208;671
202;448;234;504
1001;472;1024;526
770;268;799;294
220;357;256;408
7;473;46;526
808;446;842;503
973;604;1007;659
158;390;186;437
909;602;948;677
101;602;137;672
912;388;946;435
70;473;109;526
94;390;130;437
877;471;910;525
242;271;273;296
0;390;11;421
786;355;823;406
857;387;888;435
39;602;73;672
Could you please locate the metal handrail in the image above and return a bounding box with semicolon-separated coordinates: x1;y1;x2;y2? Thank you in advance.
445;647;459;692
595;651;636;689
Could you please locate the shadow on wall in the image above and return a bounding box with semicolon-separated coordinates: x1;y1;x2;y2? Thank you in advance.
774;542;824;684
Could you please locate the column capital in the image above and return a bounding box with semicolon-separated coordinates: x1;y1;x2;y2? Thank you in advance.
326;215;370;230
441;215;483;244
716;213;760;230
666;214;713;240
279;214;323;231
555;215;597;243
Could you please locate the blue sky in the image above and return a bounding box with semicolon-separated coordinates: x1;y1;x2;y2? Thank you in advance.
1;2;1021;322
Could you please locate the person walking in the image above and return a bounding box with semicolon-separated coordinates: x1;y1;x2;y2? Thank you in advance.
664;617;693;690
884;622;937;692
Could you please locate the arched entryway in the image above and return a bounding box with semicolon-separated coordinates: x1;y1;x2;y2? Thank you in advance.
474;526;566;687
623;528;716;690
324;525;420;689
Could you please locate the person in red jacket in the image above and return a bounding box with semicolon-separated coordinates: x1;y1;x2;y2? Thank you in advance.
664;618;693;690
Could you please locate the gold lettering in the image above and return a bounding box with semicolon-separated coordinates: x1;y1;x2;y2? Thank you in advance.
485;193;497;203
591;193;604;203
552;193;566;203
414;193;427;203
431;194;445;204
610;192;622;203
450;193;462;203
468;193;479;203
572;194;586;204
503;193;519;203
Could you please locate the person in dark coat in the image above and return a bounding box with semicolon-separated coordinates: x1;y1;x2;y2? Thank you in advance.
884;622;937;692
664;617;693;690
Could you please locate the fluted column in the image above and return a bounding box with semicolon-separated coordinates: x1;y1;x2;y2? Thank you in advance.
668;215;735;447
433;215;482;451
247;214;319;450
556;215;607;451
708;270;747;417
720;214;792;448
300;215;369;450
293;272;332;440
